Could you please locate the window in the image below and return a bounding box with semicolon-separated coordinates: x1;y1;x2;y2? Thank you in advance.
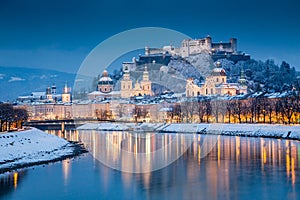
222;78;224;82
211;88;213;94
206;88;208;95
217;78;219;82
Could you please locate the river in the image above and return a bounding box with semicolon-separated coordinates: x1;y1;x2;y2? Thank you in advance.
0;129;299;200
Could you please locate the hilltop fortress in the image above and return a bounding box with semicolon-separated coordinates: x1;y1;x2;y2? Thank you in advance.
122;36;250;72
146;36;249;59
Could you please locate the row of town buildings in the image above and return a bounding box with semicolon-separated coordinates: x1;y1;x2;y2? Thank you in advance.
15;62;299;124
16;58;250;122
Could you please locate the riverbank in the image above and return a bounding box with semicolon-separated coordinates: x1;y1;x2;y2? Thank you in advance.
78;122;300;140
0;128;87;173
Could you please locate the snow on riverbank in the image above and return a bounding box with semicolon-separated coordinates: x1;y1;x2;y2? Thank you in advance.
162;123;300;139
77;122;300;140
0;128;86;173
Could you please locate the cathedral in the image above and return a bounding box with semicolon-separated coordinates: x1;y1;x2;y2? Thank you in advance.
120;66;152;98
88;66;153;100
186;63;247;97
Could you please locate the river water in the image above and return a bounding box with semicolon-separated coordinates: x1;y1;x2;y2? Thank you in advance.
0;130;299;200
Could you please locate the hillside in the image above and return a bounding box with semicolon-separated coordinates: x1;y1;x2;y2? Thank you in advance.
0;67;76;101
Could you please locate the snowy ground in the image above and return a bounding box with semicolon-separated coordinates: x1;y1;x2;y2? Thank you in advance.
78;122;300;140
0;128;86;173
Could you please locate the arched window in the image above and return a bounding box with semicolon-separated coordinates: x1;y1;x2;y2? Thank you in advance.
206;88;208;95
197;91;200;96
211;88;213;94
222;78;225;82
217;78;219;82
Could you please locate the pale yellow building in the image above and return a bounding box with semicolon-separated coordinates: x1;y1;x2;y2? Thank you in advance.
121;66;152;98
186;66;247;97
62;83;71;103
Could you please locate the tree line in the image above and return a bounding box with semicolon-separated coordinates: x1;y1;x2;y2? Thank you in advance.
0;103;28;132
166;94;300;124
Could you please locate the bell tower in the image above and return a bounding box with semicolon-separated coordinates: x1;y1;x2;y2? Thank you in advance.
121;72;133;98
62;82;71;103
140;65;152;96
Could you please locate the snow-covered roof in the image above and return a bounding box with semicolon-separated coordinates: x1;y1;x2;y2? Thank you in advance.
159;107;173;112
31;92;46;97
211;67;226;76
88;91;120;95
99;76;113;82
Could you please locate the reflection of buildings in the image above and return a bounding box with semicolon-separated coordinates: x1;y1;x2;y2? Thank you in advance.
186;63;247;97
79;131;192;173
0;170;27;192
77;130;299;195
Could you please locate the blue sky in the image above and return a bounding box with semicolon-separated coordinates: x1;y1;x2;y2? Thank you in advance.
0;0;299;73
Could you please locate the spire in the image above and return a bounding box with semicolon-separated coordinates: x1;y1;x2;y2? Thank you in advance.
63;81;69;94
238;67;247;85
142;65;149;81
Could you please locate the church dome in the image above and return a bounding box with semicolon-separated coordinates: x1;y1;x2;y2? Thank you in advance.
98;70;113;85
211;67;226;76
102;70;109;77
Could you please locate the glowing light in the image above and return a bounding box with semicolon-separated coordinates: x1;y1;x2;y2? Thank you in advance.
13;172;18;189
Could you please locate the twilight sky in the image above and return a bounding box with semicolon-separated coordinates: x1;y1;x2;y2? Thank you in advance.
0;0;299;73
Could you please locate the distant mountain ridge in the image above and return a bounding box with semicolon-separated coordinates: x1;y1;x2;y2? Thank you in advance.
0;66;76;101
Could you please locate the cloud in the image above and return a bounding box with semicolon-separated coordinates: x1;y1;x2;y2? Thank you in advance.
8;76;25;82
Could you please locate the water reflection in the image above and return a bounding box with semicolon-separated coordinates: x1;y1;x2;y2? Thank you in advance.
47;129;300;187
78;131;198;173
0;170;27;197
45;130;80;142
62;159;71;185
40;130;300;199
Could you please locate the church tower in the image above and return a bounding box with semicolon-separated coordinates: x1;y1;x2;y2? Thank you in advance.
46;87;53;101
238;68;247;85
62;82;71;103
120;72;133;98
140;66;152;96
